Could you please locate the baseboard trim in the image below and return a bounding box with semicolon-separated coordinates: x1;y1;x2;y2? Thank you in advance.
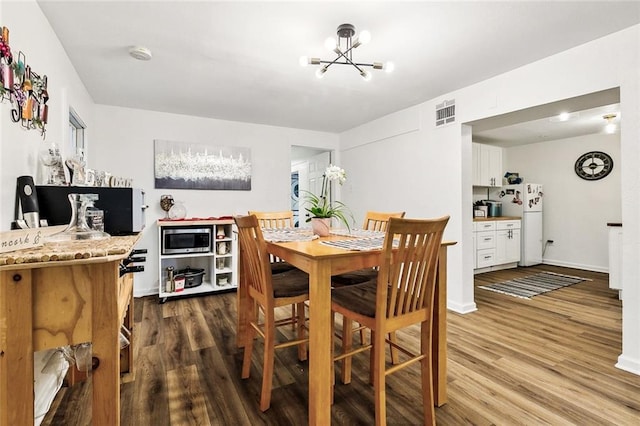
542;259;608;273
474;263;518;274
134;288;159;298
616;354;640;376
447;301;477;314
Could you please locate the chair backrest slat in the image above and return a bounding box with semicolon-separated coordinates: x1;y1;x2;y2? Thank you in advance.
363;211;405;231
248;211;294;263
235;215;274;305
249;210;294;229
380;216;449;320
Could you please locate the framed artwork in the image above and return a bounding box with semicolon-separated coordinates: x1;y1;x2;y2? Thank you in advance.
154;140;251;190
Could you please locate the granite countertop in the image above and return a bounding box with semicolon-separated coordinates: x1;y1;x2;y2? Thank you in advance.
0;234;141;268
473;216;521;222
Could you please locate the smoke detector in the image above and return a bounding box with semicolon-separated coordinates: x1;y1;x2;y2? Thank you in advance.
128;46;152;61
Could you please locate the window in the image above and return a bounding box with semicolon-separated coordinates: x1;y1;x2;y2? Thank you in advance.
69;107;86;162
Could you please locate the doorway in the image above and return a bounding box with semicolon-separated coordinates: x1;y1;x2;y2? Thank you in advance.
291;146;332;228
466;87;622;301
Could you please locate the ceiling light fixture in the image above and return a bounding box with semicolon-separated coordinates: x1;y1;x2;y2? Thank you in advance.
300;23;393;81
128;46;152;61
603;113;617;134
549;111;579;122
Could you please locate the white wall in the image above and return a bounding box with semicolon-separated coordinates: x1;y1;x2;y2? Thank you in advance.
340;104;470;313
340;25;640;375
0;0;95;230
91;105;338;296
504;133;621;272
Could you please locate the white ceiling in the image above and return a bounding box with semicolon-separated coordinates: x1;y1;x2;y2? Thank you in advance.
36;1;640;136
471;88;621;146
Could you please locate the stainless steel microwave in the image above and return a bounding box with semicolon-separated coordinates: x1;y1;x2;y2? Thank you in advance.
161;226;212;255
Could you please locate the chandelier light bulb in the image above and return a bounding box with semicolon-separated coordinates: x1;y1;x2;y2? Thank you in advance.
324;37;336;51
299;56;309;67
316;67;327;79
358;30;371;45
384;61;395;73
558;112;570;121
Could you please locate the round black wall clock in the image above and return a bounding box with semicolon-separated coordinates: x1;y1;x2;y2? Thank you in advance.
574;151;613;181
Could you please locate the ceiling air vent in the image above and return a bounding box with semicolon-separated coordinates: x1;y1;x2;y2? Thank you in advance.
435;99;455;127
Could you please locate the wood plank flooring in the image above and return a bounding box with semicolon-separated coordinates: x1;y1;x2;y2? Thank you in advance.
41;265;640;425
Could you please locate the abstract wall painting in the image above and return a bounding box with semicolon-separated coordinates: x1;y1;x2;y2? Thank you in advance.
154;140;251;190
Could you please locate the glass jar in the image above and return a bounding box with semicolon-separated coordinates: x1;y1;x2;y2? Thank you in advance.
45;193;110;242
168;201;187;220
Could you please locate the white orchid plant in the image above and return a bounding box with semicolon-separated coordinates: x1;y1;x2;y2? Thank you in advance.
303;164;354;230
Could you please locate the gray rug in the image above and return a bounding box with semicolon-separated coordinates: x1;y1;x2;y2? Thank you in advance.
478;272;589;299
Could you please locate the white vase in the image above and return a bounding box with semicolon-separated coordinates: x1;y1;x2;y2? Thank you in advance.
311;218;331;237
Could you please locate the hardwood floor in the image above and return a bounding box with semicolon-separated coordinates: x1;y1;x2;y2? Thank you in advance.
42;265;640;425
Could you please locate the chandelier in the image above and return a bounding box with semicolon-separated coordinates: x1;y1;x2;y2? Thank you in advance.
299;23;394;81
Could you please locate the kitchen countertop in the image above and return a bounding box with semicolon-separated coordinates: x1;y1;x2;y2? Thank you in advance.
0;234;140;268
473;216;521;222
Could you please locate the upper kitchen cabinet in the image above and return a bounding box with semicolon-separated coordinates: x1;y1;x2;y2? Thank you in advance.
472;143;503;187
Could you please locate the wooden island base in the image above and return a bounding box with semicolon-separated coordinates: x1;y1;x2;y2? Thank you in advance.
0;234;140;426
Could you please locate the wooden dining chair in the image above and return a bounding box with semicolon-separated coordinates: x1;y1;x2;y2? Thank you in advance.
332;211;405;353
331;211;406;286
331;215;449;426
234;215;310;412
248;210;298;274
249;210;299;326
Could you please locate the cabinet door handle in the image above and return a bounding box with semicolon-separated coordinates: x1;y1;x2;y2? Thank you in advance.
484;256;491;260
484;238;491;241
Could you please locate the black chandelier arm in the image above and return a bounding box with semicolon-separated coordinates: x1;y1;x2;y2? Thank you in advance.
319;60;376;68
320;52;366;73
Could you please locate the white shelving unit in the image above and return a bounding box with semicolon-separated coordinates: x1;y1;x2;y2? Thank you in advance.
157;219;237;303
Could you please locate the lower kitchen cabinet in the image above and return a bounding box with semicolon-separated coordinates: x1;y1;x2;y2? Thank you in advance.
474;219;521;273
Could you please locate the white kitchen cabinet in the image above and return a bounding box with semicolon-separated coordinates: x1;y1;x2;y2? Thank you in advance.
472;142;503;187
157;219;237;303
474;219;521;273
495;220;521;265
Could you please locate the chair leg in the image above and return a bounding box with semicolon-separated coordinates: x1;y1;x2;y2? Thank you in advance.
331;311;336;405
359;322;366;345
373;327;387;426
260;309;276;412
388;331;399;365
341;316;353;384
421;320;436;425
369;330;375;385
296;302;307;361
242;303;258;379
291;303;297;331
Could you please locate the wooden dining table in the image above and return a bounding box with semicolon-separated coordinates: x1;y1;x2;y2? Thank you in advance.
236;234;456;425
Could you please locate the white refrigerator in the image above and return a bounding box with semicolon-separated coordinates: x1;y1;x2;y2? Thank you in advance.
492;183;543;266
